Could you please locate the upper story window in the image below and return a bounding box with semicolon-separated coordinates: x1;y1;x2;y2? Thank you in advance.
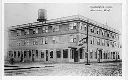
83;23;87;31
97;38;100;45
52;36;56;44
79;22;87;31
102;29;105;36
110;32;112;38
26;39;29;46
17;30;21;36
17;40;21;46
42;26;48;33
90;37;94;44
99;28;102;35
41;37;45;44
33;28;38;34
52;36;59;44
107;31;110;37
24;29;29;35
106;40;109;47
90;25;94;33
97;28;99;34
69;22;77;30
52;25;59;32
69;35;77;42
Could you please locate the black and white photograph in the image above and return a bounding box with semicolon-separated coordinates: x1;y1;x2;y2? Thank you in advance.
4;3;123;77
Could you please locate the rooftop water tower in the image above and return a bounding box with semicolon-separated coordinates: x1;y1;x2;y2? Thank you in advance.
37;9;47;23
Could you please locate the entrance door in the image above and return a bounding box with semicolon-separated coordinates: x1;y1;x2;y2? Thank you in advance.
98;50;102;63
74;50;78;62
46;50;48;61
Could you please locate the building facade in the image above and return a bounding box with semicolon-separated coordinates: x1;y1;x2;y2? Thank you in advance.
6;15;121;63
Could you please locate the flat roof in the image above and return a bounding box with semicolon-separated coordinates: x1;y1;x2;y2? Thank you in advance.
9;15;120;34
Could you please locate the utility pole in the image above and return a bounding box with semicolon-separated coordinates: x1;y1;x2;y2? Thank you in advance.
85;20;90;65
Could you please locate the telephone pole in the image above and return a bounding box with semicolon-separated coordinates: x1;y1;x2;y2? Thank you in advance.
85;20;90;65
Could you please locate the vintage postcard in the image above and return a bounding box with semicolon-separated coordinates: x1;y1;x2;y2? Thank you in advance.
2;1;127;80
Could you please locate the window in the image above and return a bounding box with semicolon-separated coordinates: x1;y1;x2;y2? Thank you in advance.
41;37;45;44
24;29;29;35
29;50;31;58
45;37;48;44
97;38;100;45
18;51;20;58
101;29;104;36
53;25;59;32
83;23;87;31
17;30;21;36
90;25;94;33
8;51;13;57
103;52;106;59
52;36;56;44
117;52;120;59
42;27;45;33
97;28;99;34
42;26;48;33
26;39;29;46
52;36;59;43
99;28;102;35
50;51;53;58
14;51;16;58
90;49;93;59
69;35;76;42
69;22;77;30
56;49;61;58
95;51;97;59
63;49;68;58
36;50;38;58
80;48;83;59
33;28;36;34
33;38;38;45
107;31;110;37
113;52;115;59
101;39;105;46
90;37;93;44
24;51;26;58
17;41;21;46
107;40;109;47
41;52;44;58
90;37;94;44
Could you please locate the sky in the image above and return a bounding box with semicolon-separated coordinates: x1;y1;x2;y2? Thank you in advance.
4;3;122;32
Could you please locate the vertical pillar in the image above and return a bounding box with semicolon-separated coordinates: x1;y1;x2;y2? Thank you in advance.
54;49;56;62
77;49;79;62
68;48;70;62
61;49;63;62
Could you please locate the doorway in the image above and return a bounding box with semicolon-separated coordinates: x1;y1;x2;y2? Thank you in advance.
74;49;78;62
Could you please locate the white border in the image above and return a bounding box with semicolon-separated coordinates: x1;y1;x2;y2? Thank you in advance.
1;0;127;80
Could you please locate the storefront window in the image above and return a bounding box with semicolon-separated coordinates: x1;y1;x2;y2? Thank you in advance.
36;50;38;58
50;51;53;58
56;49;61;58
63;49;68;58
